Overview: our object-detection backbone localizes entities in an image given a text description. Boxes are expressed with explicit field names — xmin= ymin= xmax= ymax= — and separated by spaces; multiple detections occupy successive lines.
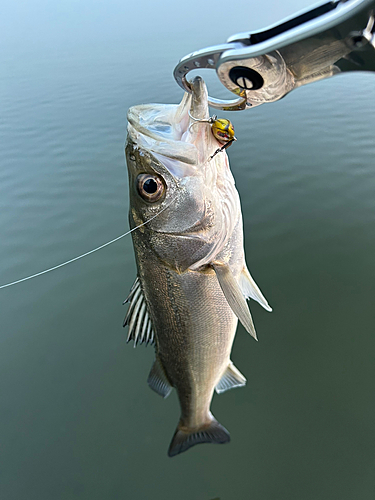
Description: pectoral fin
xmin=239 ymin=266 xmax=272 ymax=312
xmin=147 ymin=357 xmax=173 ymax=399
xmin=212 ymin=262 xmax=257 ymax=340
xmin=215 ymin=362 xmax=246 ymax=394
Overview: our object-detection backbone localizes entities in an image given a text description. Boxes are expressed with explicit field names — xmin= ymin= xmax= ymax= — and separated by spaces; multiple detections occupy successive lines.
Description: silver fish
xmin=124 ymin=77 xmax=271 ymax=457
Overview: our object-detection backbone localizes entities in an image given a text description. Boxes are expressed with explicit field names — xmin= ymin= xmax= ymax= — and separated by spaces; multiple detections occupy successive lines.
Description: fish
xmin=124 ymin=76 xmax=271 ymax=457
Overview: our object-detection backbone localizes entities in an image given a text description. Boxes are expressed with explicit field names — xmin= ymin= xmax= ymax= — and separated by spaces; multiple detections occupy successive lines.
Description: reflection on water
xmin=1 ymin=1 xmax=375 ymax=499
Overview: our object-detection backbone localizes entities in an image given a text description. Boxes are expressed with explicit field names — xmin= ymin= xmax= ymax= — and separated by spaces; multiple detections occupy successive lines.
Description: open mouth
xmin=127 ymin=77 xmax=219 ymax=168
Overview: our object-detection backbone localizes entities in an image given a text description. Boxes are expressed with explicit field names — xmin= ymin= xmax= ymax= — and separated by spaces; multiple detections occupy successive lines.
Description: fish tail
xmin=167 ymin=418 xmax=230 ymax=457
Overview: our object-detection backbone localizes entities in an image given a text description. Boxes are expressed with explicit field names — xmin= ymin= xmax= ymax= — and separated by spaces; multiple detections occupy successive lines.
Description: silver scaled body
xmin=125 ymin=77 xmax=271 ymax=456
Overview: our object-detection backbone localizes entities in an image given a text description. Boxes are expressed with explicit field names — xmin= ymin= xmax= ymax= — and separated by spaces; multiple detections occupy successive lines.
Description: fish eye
xmin=136 ymin=174 xmax=165 ymax=202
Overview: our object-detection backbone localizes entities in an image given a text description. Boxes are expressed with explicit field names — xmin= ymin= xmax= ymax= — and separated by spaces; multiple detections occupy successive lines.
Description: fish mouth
xmin=127 ymin=77 xmax=219 ymax=170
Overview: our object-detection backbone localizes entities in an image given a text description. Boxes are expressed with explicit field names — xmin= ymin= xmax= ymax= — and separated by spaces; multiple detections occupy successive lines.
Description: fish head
xmin=126 ymin=77 xmax=240 ymax=273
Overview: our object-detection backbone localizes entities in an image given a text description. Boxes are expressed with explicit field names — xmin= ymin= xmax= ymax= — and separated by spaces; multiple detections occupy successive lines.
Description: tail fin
xmin=168 ymin=418 xmax=230 ymax=457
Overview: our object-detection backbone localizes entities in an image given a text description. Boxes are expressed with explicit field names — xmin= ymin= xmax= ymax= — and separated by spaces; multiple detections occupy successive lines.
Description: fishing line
xmin=0 ymin=197 xmax=176 ymax=290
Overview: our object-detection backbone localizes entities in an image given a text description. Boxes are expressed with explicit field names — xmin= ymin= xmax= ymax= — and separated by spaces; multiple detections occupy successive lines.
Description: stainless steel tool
xmin=174 ymin=0 xmax=375 ymax=111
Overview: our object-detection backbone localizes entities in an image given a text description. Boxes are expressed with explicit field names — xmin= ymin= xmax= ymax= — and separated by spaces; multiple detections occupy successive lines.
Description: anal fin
xmin=212 ymin=262 xmax=257 ymax=340
xmin=215 ymin=362 xmax=246 ymax=394
xmin=147 ymin=357 xmax=172 ymax=399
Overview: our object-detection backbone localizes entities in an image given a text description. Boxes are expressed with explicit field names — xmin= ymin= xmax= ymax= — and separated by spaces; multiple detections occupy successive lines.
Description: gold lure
xmin=188 ymin=112 xmax=237 ymax=161
xmin=210 ymin=118 xmax=237 ymax=160
xmin=211 ymin=118 xmax=236 ymax=143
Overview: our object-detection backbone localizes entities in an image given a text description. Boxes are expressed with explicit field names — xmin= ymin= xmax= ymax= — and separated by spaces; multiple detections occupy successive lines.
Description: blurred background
xmin=1 ymin=1 xmax=374 ymax=498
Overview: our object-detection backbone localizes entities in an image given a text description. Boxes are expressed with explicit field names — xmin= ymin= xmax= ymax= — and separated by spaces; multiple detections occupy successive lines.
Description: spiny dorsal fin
xmin=239 ymin=265 xmax=272 ymax=312
xmin=212 ymin=262 xmax=257 ymax=340
xmin=123 ymin=277 xmax=140 ymax=304
xmin=215 ymin=362 xmax=247 ymax=394
xmin=147 ymin=356 xmax=172 ymax=398
xmin=123 ymin=277 xmax=155 ymax=347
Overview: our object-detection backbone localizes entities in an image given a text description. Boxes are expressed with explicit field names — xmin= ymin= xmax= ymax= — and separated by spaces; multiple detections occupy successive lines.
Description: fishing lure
xmin=188 ymin=112 xmax=237 ymax=160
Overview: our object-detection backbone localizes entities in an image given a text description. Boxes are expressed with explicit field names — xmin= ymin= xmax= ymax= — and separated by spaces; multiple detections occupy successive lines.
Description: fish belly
xmin=138 ymin=254 xmax=238 ymax=429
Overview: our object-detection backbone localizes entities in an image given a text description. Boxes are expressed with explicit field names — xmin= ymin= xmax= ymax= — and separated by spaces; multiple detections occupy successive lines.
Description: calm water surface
xmin=1 ymin=1 xmax=375 ymax=499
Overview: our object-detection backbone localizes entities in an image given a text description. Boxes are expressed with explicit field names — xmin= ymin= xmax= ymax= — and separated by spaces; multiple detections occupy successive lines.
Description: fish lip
xmin=188 ymin=76 xmax=210 ymax=122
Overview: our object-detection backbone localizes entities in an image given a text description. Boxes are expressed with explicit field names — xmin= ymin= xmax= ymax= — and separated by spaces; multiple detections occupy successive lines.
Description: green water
xmin=1 ymin=1 xmax=374 ymax=498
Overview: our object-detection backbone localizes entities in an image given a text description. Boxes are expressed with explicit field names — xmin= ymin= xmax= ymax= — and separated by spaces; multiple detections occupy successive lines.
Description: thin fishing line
xmin=0 ymin=197 xmax=175 ymax=290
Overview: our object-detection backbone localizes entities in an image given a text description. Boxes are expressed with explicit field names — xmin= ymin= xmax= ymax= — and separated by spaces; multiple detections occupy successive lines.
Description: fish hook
xmin=188 ymin=111 xmax=218 ymax=132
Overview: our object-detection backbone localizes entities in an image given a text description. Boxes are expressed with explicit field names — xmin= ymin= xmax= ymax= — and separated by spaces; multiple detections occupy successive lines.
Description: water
xmin=1 ymin=1 xmax=375 ymax=498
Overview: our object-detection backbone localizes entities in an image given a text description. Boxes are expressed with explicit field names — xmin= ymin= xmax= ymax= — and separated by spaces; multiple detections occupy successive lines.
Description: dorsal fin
xmin=147 ymin=356 xmax=173 ymax=398
xmin=123 ymin=277 xmax=155 ymax=347
xmin=212 ymin=262 xmax=257 ymax=340
xmin=123 ymin=277 xmax=140 ymax=304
